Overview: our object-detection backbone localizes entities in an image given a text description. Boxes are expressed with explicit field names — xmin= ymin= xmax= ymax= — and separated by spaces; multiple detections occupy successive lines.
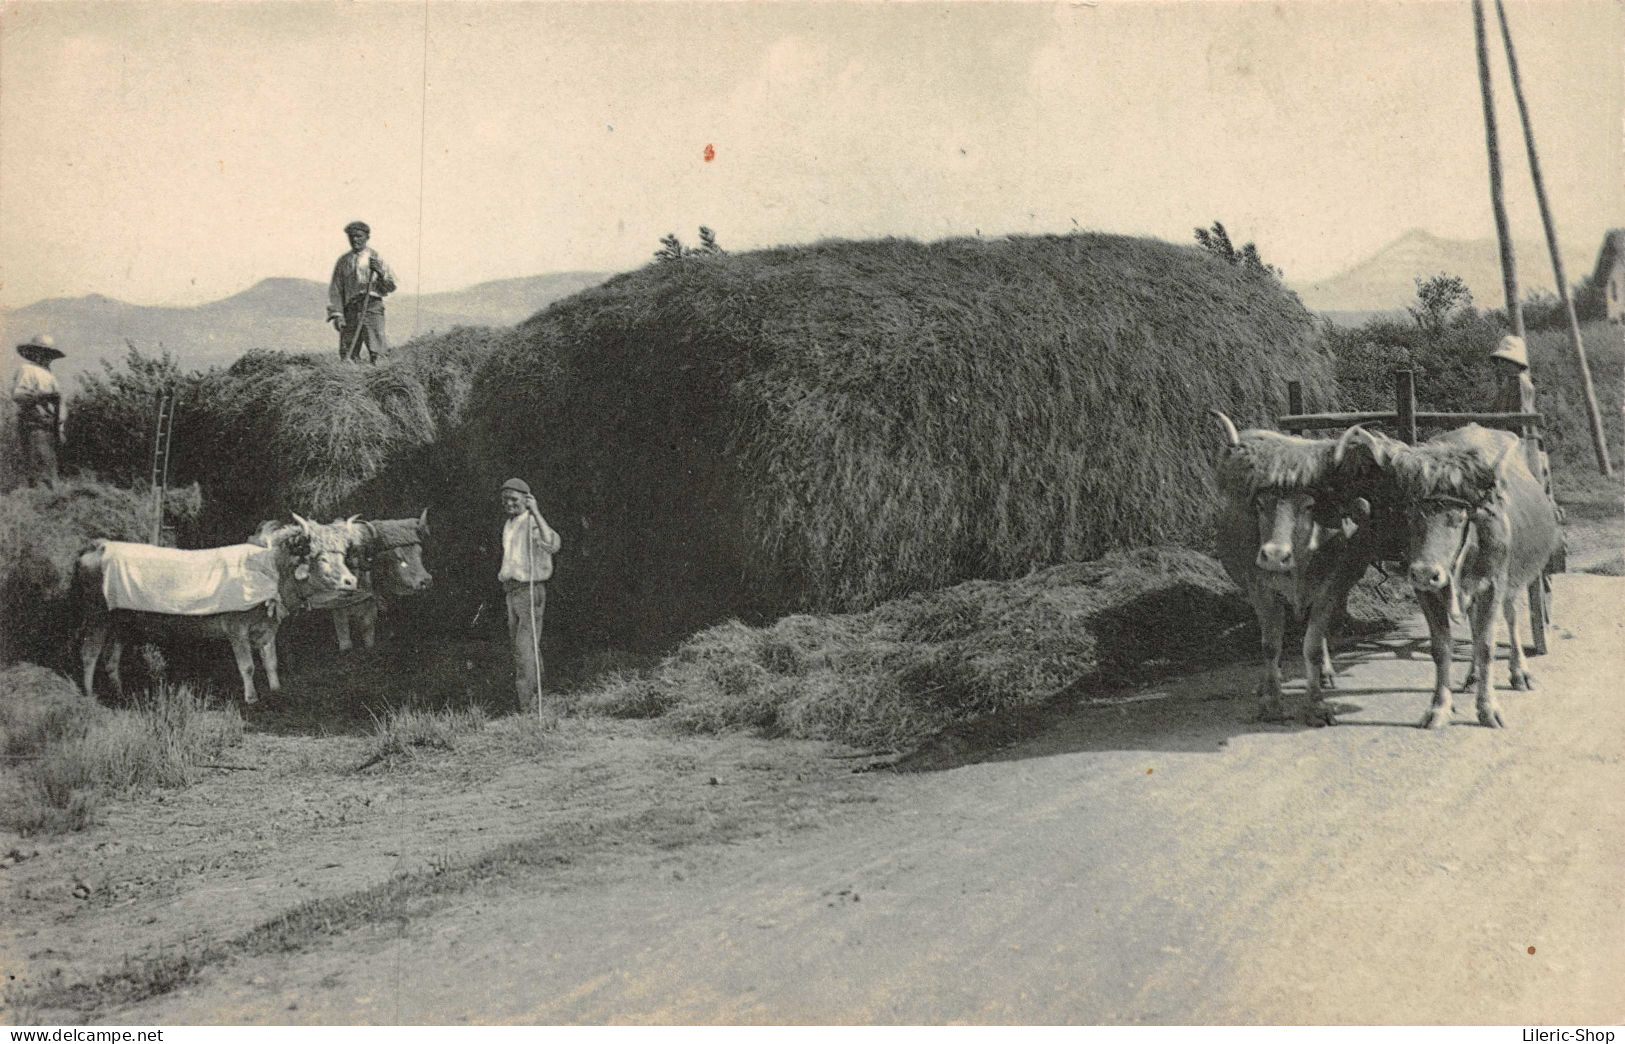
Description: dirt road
xmin=100 ymin=574 xmax=1623 ymax=1025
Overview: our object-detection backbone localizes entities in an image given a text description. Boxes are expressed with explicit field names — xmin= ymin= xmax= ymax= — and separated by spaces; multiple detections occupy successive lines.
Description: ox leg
xmin=102 ymin=635 xmax=126 ymax=703
xmin=259 ymin=636 xmax=282 ymax=694
xmin=1318 ymin=637 xmax=1337 ymax=690
xmin=1472 ymin=586 xmax=1506 ymax=729
xmin=1504 ymin=593 xmax=1534 ymax=691
xmin=228 ymin=634 xmax=259 ymax=705
xmin=1301 ymin=603 xmax=1338 ymax=727
xmin=1254 ymin=598 xmax=1288 ymax=722
xmin=1418 ymin=593 xmax=1455 ymax=730
xmin=359 ymin=600 xmax=378 ymax=649
xmin=333 ymin=609 xmax=354 ymax=653
xmin=79 ymin=615 xmax=110 ymax=699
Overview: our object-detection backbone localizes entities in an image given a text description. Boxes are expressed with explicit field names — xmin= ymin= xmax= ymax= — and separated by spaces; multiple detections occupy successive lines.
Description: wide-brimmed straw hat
xmin=1489 ymin=334 xmax=1528 ymax=369
xmin=16 ymin=334 xmax=64 ymax=363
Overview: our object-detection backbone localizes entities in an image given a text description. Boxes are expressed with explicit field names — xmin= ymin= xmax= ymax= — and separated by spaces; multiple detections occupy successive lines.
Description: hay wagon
xmin=1277 ymin=367 xmax=1563 ymax=654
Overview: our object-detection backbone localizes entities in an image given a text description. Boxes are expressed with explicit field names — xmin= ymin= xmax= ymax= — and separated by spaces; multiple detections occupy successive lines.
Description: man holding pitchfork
xmin=326 ymin=220 xmax=397 ymax=363
xmin=498 ymin=477 xmax=563 ymax=722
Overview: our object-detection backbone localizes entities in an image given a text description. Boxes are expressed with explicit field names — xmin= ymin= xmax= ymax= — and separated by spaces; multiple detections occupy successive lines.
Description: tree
xmin=697 ymin=226 xmax=723 ymax=254
xmin=1194 ymin=221 xmax=1281 ymax=280
xmin=654 ymin=233 xmax=686 ymax=263
xmin=1408 ymin=274 xmax=1473 ymax=334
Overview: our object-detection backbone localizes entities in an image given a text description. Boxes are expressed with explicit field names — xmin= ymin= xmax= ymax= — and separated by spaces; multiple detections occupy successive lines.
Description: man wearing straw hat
xmin=10 ymin=334 xmax=66 ymax=483
xmin=326 ymin=220 xmax=397 ymax=364
xmin=498 ymin=477 xmax=563 ymax=721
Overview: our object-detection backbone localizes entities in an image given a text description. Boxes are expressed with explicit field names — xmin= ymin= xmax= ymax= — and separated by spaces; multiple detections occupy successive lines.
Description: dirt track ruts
xmin=88 ymin=574 xmax=1625 ymax=1025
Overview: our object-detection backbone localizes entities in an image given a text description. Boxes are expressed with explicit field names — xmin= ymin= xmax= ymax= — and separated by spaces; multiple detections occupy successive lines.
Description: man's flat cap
xmin=344 ymin=221 xmax=371 ymax=235
xmin=501 ymin=478 xmax=532 ymax=496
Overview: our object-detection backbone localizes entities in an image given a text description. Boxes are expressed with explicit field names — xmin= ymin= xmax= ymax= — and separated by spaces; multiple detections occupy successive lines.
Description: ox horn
xmin=1208 ymin=409 xmax=1241 ymax=448
xmin=1488 ymin=437 xmax=1520 ymax=477
xmin=291 ymin=512 xmax=315 ymax=534
xmin=418 ymin=507 xmax=430 ymax=535
xmin=1332 ymin=424 xmax=1370 ymax=466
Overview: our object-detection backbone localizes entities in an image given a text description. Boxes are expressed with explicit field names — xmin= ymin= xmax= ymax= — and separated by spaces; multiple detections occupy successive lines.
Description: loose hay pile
xmin=579 ymin=547 xmax=1254 ymax=750
xmin=463 ymin=232 xmax=1335 ymax=647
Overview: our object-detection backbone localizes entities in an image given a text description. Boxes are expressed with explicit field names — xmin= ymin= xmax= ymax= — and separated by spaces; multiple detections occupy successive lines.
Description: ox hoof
xmin=1509 ymin=670 xmax=1535 ymax=692
xmin=1478 ymin=704 xmax=1507 ymax=729
xmin=244 ymin=694 xmax=259 ymax=706
xmin=1253 ymin=700 xmax=1288 ymax=724
xmin=1303 ymin=702 xmax=1337 ymax=727
xmin=1421 ymin=707 xmax=1452 ymax=730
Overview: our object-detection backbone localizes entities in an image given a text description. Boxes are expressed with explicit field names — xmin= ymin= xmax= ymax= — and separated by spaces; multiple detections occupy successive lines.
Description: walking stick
xmin=347 ymin=259 xmax=378 ymax=363
xmin=527 ymin=514 xmax=544 ymax=723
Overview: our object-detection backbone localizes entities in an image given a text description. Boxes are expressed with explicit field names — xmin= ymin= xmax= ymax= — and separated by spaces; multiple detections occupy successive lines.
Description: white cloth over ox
xmin=100 ymin=541 xmax=282 ymax=615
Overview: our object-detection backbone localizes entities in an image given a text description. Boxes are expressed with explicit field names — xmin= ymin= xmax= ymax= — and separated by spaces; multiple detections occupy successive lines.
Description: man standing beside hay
xmin=498 ymin=477 xmax=563 ymax=721
xmin=11 ymin=334 xmax=66 ymax=484
xmin=326 ymin=220 xmax=397 ymax=364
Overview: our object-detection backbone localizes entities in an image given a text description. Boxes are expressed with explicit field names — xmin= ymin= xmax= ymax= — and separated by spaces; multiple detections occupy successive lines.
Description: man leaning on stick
xmin=327 ymin=220 xmax=397 ymax=364
xmin=498 ymin=477 xmax=562 ymax=722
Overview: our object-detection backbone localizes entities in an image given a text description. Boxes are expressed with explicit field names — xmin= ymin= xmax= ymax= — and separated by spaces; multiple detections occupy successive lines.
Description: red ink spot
xmin=703 ymin=144 xmax=716 ymax=163
xmin=1526 ymin=946 xmax=1536 ymax=955
xmin=1146 ymin=768 xmax=1154 ymax=775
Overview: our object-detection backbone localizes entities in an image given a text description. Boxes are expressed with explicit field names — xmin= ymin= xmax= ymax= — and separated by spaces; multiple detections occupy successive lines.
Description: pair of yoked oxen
xmin=75 ymin=511 xmax=431 ymax=705
xmin=1211 ymin=414 xmax=1560 ymax=730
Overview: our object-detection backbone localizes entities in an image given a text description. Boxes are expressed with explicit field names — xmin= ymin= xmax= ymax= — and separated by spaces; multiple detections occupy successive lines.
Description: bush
xmin=456 ymin=232 xmax=1334 ymax=648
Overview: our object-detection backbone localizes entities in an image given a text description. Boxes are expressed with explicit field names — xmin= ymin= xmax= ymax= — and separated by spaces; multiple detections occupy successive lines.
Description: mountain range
xmin=1292 ymin=227 xmax=1604 ymax=317
xmin=4 ymin=228 xmax=1615 ymax=388
xmin=0 ymin=271 xmax=611 ymax=388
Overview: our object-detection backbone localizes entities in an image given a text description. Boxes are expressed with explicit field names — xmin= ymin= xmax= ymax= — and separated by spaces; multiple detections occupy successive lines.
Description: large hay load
xmin=461 ymin=232 xmax=1334 ymax=648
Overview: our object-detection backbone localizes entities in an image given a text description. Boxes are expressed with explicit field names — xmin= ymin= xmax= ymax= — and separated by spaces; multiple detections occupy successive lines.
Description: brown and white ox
xmin=317 ymin=512 xmax=433 ymax=650
xmin=75 ymin=516 xmax=356 ymax=704
xmin=1211 ymin=411 xmax=1401 ymax=725
xmin=1380 ymin=424 xmax=1561 ymax=729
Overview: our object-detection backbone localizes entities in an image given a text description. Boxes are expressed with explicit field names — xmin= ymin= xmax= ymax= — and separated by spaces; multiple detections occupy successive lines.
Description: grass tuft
xmin=0 ymin=664 xmax=241 ymax=835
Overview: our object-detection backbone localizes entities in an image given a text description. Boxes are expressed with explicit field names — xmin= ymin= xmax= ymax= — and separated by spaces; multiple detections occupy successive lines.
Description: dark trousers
xmin=504 ymin=579 xmax=547 ymax=714
xmin=339 ymin=298 xmax=390 ymax=362
xmin=17 ymin=422 xmax=58 ymax=483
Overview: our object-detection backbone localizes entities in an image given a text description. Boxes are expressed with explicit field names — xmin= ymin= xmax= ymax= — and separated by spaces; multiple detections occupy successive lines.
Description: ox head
xmin=290 ymin=513 xmax=358 ymax=592
xmin=1397 ymin=439 xmax=1517 ymax=617
xmin=1212 ymin=410 xmax=1351 ymax=574
xmin=334 ymin=510 xmax=433 ymax=596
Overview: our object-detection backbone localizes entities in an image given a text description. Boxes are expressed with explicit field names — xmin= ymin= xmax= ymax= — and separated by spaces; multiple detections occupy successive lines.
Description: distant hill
xmin=0 ymin=271 xmax=612 ymax=389
xmin=1294 ymin=228 xmax=1595 ymax=313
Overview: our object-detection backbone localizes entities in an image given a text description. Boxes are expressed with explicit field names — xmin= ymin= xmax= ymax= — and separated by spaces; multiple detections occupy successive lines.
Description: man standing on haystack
xmin=326 ymin=220 xmax=397 ymax=364
xmin=11 ymin=334 xmax=66 ymax=483
xmin=498 ymin=477 xmax=563 ymax=722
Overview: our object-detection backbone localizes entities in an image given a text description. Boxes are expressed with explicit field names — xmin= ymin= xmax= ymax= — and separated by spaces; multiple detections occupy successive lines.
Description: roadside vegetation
xmin=0 ymin=663 xmax=242 ymax=835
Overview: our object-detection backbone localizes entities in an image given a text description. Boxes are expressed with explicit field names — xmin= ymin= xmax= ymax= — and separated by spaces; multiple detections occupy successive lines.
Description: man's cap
xmin=344 ymin=221 xmax=371 ymax=236
xmin=501 ymin=478 xmax=532 ymax=496
xmin=1489 ymin=334 xmax=1529 ymax=369
xmin=16 ymin=334 xmax=64 ymax=363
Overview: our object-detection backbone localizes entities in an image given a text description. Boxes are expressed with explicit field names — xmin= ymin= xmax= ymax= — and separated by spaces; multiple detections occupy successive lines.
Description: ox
xmin=318 ymin=512 xmax=432 ymax=651
xmin=75 ymin=515 xmax=356 ymax=704
xmin=1211 ymin=411 xmax=1401 ymax=724
xmin=1378 ymin=424 xmax=1561 ymax=729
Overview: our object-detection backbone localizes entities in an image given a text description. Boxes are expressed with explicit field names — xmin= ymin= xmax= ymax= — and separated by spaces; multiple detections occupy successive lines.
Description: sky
xmin=0 ymin=0 xmax=1620 ymax=311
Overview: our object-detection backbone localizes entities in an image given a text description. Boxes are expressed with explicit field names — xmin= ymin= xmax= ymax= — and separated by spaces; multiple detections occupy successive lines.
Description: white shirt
xmin=10 ymin=360 xmax=64 ymax=424
xmin=498 ymin=511 xmax=562 ymax=583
